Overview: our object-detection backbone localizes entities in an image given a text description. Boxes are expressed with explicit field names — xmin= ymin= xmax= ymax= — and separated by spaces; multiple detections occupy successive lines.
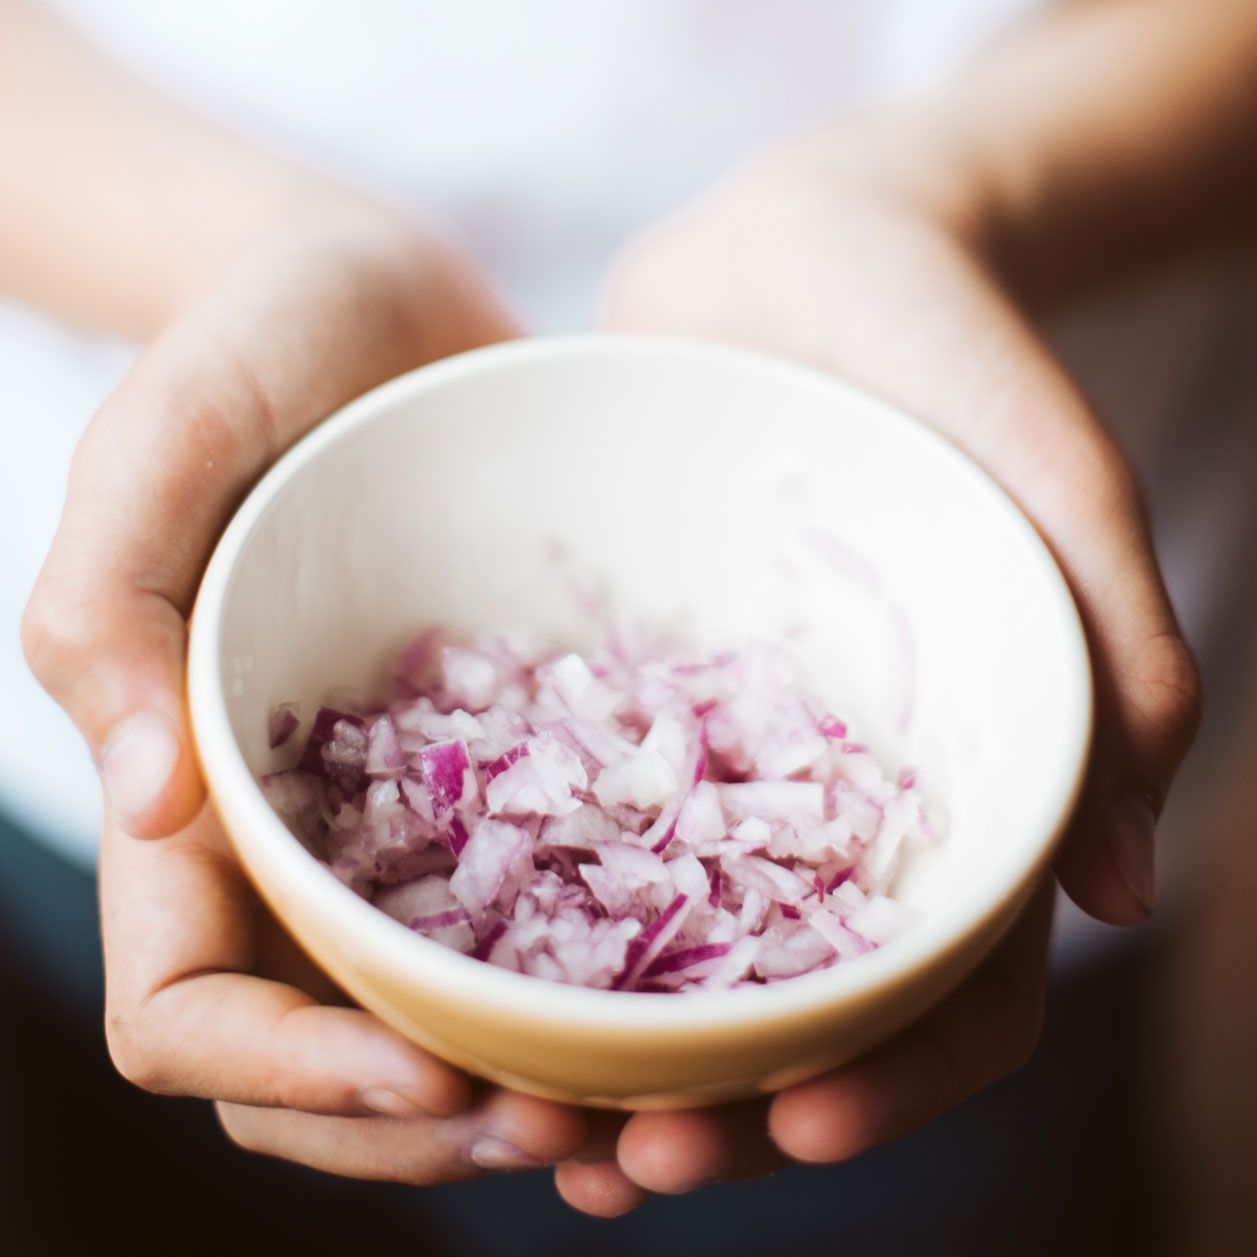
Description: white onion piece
xmin=675 ymin=781 xmax=725 ymax=846
xmin=844 ymin=894 xmax=917 ymax=945
xmin=486 ymin=733 xmax=586 ymax=816
xmin=754 ymin=926 xmax=835 ymax=980
xmin=375 ymin=876 xmax=475 ymax=952
xmin=396 ymin=699 xmax=486 ymax=744
xmin=667 ymin=852 xmax=711 ymax=902
xmin=756 ymin=734 xmax=828 ymax=780
xmin=641 ymin=713 xmax=689 ymax=781
xmin=538 ymin=803 xmax=622 ymax=851
xmin=366 ymin=717 xmax=404 ymax=776
xmin=730 ymin=817 xmax=771 ymax=847
xmin=441 ymin=647 xmax=500 ymax=710
xmin=449 ymin=819 xmax=530 ymax=918
xmin=597 ymin=841 xmax=670 ymax=888
xmin=593 ymin=747 xmax=677 ymax=810
xmin=717 ymin=781 xmax=824 ymax=823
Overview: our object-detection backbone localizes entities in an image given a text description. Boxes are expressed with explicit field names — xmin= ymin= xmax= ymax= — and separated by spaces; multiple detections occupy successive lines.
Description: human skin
xmin=562 ymin=140 xmax=1194 ymax=1212
xmin=11 ymin=0 xmax=1255 ymax=1220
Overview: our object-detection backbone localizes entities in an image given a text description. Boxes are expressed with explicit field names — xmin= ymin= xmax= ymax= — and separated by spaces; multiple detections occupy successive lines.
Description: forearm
xmin=952 ymin=0 xmax=1257 ymax=302
xmin=802 ymin=0 xmax=1257 ymax=306
xmin=0 ymin=1 xmax=367 ymax=339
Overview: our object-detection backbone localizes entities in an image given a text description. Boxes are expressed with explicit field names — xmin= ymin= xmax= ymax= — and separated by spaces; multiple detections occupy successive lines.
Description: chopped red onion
xmin=416 ymin=738 xmax=476 ymax=816
xmin=450 ymin=818 xmax=531 ymax=919
xmin=614 ymin=893 xmax=691 ymax=991
xmin=366 ymin=716 xmax=404 ymax=776
xmin=644 ymin=941 xmax=733 ymax=978
xmin=321 ymin=718 xmax=368 ymax=797
xmin=375 ymin=875 xmax=473 ymax=951
xmin=268 ymin=702 xmax=300 ymax=750
xmin=262 ymin=631 xmax=941 ymax=992
xmin=296 ymin=706 xmax=361 ymax=777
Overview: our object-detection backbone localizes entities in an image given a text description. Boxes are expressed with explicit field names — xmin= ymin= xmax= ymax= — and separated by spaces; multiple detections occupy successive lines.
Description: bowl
xmin=187 ymin=335 xmax=1091 ymax=1109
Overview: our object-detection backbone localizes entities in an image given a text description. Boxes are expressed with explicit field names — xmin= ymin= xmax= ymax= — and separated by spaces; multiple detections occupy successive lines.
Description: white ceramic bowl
xmin=188 ymin=335 xmax=1091 ymax=1109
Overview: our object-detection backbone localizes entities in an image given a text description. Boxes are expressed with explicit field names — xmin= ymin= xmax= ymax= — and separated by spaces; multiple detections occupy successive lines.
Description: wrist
xmin=759 ymin=104 xmax=1006 ymax=262
xmin=150 ymin=186 xmax=443 ymax=339
xmin=760 ymin=96 xmax=1117 ymax=312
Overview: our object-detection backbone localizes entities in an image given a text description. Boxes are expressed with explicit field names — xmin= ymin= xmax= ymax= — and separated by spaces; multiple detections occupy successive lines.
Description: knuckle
xmin=1139 ymin=632 xmax=1204 ymax=744
xmin=138 ymin=371 xmax=265 ymax=517
xmin=1068 ymin=436 xmax=1145 ymax=529
xmin=19 ymin=578 xmax=86 ymax=689
xmin=104 ymin=1008 xmax=168 ymax=1094
xmin=85 ymin=345 xmax=274 ymax=518
xmin=215 ymin=1103 xmax=265 ymax=1154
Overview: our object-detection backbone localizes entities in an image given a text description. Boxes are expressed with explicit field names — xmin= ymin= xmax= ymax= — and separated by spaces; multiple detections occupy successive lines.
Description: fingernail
xmin=1108 ymin=792 xmax=1156 ymax=915
xmin=359 ymin=1086 xmax=428 ymax=1118
xmin=100 ymin=711 xmax=181 ymax=827
xmin=469 ymin=1135 xmax=545 ymax=1171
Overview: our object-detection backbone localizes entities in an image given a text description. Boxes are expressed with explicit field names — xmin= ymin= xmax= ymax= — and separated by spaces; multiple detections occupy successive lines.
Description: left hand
xmin=556 ymin=128 xmax=1201 ymax=1215
xmin=25 ymin=204 xmax=594 ymax=1196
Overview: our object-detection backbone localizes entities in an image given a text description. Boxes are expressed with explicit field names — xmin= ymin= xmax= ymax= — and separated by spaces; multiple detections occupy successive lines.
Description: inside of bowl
xmin=213 ymin=341 xmax=1089 ymax=917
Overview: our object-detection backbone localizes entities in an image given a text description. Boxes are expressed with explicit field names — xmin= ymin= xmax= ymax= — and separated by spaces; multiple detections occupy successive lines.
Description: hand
xmin=24 ymin=205 xmax=590 ymax=1186
xmin=101 ymin=806 xmax=587 ymax=1184
xmin=555 ymin=131 xmax=1202 ymax=1214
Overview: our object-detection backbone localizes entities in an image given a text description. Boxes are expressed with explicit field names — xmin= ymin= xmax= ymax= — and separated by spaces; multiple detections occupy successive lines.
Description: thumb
xmin=22 ymin=575 xmax=200 ymax=838
xmin=1055 ymin=618 xmax=1202 ymax=925
xmin=22 ymin=213 xmax=517 ymax=838
xmin=1035 ymin=450 xmax=1202 ymax=925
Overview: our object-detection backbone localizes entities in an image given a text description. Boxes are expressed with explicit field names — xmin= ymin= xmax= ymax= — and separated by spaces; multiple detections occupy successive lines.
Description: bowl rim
xmin=188 ymin=333 xmax=1093 ymax=1033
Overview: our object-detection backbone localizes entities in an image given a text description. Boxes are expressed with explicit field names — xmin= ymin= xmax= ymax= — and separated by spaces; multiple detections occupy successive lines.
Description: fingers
xmin=905 ymin=322 xmax=1201 ymax=924
xmin=114 ymin=973 xmax=471 ymax=1118
xmin=610 ymin=885 xmax=1051 ymax=1194
xmin=217 ymin=1088 xmax=587 ymax=1186
xmin=769 ymin=878 xmax=1055 ymax=1163
xmin=100 ymin=807 xmax=468 ymax=1117
xmin=553 ymin=1110 xmax=648 ymax=1216
xmin=553 ymin=1162 xmax=649 ymax=1218
xmin=952 ymin=370 xmax=1199 ymax=922
xmin=23 ymin=212 xmax=516 ymax=838
xmin=100 ymin=772 xmax=593 ymax=1192
xmin=616 ymin=1101 xmax=786 ymax=1196
xmin=22 ymin=583 xmax=204 ymax=839
xmin=560 ymin=1103 xmax=781 ymax=1213
xmin=989 ymin=393 xmax=1201 ymax=924
xmin=1054 ymin=622 xmax=1201 ymax=924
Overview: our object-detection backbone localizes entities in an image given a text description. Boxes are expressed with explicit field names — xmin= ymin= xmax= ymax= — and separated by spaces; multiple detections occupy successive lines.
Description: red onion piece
xmin=268 ymin=703 xmax=300 ymax=750
xmin=416 ymin=739 xmax=475 ymax=816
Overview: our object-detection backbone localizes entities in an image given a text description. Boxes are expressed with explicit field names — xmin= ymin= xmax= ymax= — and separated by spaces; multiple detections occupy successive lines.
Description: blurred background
xmin=2 ymin=2 xmax=1255 ymax=1253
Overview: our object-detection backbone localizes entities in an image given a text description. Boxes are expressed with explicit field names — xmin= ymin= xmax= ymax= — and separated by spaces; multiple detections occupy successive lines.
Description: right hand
xmin=554 ymin=128 xmax=1203 ymax=1213
xmin=23 ymin=205 xmax=603 ymax=1196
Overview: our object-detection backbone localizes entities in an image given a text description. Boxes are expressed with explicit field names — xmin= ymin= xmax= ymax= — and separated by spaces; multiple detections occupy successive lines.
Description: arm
xmin=962 ymin=0 xmax=1257 ymax=302
xmin=0 ymin=0 xmax=345 ymax=336
xmin=559 ymin=0 xmax=1236 ymax=1216
xmin=815 ymin=0 xmax=1257 ymax=304
xmin=12 ymin=3 xmax=604 ymax=1201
